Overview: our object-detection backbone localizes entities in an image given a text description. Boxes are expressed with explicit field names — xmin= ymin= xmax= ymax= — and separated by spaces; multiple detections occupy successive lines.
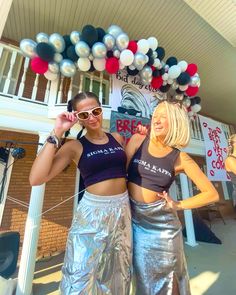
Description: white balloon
xmin=162 ymin=73 xmax=169 ymax=81
xmin=77 ymin=58 xmax=91 ymax=71
xmin=36 ymin=32 xmax=49 ymax=43
xmin=120 ymin=49 xmax=134 ymax=66
xmin=93 ymin=58 xmax=106 ymax=71
xmin=147 ymin=37 xmax=158 ymax=50
xmin=113 ymin=49 xmax=120 ymax=58
xmin=44 ymin=70 xmax=58 ymax=81
xmin=168 ymin=65 xmax=181 ymax=79
xmin=153 ymin=58 xmax=161 ymax=68
xmin=179 ymin=84 xmax=188 ymax=91
xmin=167 ymin=78 xmax=173 ymax=84
xmin=137 ymin=39 xmax=149 ymax=54
xmin=178 ymin=60 xmax=188 ymax=72
xmin=129 ymin=64 xmax=136 ymax=70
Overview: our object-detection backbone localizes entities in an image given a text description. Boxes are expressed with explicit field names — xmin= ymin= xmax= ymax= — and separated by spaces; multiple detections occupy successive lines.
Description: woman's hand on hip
xmin=157 ymin=191 xmax=182 ymax=210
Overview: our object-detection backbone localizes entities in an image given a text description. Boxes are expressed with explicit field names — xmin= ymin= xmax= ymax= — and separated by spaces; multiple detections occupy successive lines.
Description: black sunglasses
xmin=118 ymin=107 xmax=141 ymax=116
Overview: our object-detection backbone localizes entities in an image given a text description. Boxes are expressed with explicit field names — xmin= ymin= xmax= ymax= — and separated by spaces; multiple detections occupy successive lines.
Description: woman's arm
xmin=29 ymin=111 xmax=80 ymax=186
xmin=162 ymin=152 xmax=219 ymax=210
xmin=225 ymin=156 xmax=236 ymax=174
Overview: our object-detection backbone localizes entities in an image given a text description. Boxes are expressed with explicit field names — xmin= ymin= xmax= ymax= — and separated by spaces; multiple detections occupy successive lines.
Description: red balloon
xmin=185 ymin=86 xmax=199 ymax=96
xmin=151 ymin=76 xmax=163 ymax=89
xmin=186 ymin=63 xmax=198 ymax=76
xmin=105 ymin=57 xmax=119 ymax=74
xmin=31 ymin=57 xmax=48 ymax=74
xmin=127 ymin=41 xmax=138 ymax=54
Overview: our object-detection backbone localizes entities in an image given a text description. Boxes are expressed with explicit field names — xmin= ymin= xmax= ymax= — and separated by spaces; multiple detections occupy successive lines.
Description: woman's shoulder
xmin=225 ymin=155 xmax=236 ymax=170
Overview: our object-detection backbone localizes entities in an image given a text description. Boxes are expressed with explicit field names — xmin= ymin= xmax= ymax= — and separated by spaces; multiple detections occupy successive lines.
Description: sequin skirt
xmin=131 ymin=198 xmax=191 ymax=295
xmin=60 ymin=190 xmax=132 ymax=295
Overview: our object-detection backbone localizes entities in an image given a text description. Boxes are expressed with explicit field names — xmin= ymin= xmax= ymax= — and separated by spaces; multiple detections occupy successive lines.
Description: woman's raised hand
xmin=54 ymin=111 xmax=79 ymax=137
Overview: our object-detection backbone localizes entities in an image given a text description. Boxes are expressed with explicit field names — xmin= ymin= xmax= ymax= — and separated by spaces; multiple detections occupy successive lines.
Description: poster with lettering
xmin=111 ymin=70 xmax=164 ymax=119
xmin=110 ymin=111 xmax=150 ymax=144
xmin=198 ymin=115 xmax=230 ymax=181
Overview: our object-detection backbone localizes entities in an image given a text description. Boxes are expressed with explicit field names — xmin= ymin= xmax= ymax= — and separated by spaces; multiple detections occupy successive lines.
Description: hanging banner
xmin=198 ymin=115 xmax=230 ymax=181
xmin=111 ymin=70 xmax=164 ymax=119
xmin=110 ymin=111 xmax=150 ymax=144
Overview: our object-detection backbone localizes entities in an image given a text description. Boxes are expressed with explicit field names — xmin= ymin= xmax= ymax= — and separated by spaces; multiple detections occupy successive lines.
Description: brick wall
xmin=0 ymin=130 xmax=76 ymax=259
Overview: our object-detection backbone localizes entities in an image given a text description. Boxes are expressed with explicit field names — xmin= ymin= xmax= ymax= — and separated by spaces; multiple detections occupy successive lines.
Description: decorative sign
xmin=110 ymin=111 xmax=150 ymax=144
xmin=199 ymin=115 xmax=230 ymax=181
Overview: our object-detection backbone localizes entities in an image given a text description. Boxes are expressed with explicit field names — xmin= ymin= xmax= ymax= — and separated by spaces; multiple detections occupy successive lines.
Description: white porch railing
xmin=0 ymin=42 xmax=234 ymax=140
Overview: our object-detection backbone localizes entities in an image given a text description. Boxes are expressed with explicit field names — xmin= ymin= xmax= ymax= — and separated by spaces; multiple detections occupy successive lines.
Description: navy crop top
xmin=78 ymin=133 xmax=127 ymax=188
xmin=128 ymin=137 xmax=180 ymax=193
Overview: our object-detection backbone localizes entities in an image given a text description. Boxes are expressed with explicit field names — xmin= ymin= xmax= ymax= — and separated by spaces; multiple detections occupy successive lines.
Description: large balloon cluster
xmin=20 ymin=24 xmax=201 ymax=114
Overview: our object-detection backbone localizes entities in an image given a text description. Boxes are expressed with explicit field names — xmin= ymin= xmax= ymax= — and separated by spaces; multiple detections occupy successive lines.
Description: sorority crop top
xmin=128 ymin=137 xmax=180 ymax=193
xmin=78 ymin=133 xmax=127 ymax=188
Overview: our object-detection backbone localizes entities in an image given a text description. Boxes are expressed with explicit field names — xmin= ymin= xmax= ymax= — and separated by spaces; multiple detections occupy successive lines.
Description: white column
xmin=222 ymin=181 xmax=230 ymax=200
xmin=0 ymin=0 xmax=13 ymax=38
xmin=0 ymin=152 xmax=14 ymax=225
xmin=180 ymin=173 xmax=198 ymax=247
xmin=16 ymin=132 xmax=48 ymax=295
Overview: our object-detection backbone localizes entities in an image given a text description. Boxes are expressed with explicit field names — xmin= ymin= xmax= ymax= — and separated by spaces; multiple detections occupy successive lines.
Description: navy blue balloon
xmin=159 ymin=84 xmax=171 ymax=93
xmin=89 ymin=62 xmax=95 ymax=72
xmin=66 ymin=45 xmax=78 ymax=62
xmin=190 ymin=98 xmax=197 ymax=106
xmin=63 ymin=35 xmax=72 ymax=48
xmin=156 ymin=47 xmax=165 ymax=60
xmin=36 ymin=42 xmax=55 ymax=62
xmin=81 ymin=25 xmax=98 ymax=47
xmin=152 ymin=69 xmax=160 ymax=77
xmin=166 ymin=56 xmax=178 ymax=67
xmin=147 ymin=48 xmax=153 ymax=57
xmin=176 ymin=88 xmax=184 ymax=94
xmin=97 ymin=27 xmax=106 ymax=42
xmin=127 ymin=68 xmax=139 ymax=76
xmin=106 ymin=50 xmax=114 ymax=58
xmin=195 ymin=96 xmax=201 ymax=104
xmin=177 ymin=72 xmax=191 ymax=85
xmin=160 ymin=68 xmax=165 ymax=75
xmin=147 ymin=57 xmax=154 ymax=66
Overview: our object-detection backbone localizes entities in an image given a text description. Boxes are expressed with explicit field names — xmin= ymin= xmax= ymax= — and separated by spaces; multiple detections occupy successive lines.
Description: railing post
xmin=3 ymin=50 xmax=17 ymax=94
xmin=47 ymin=76 xmax=60 ymax=107
xmin=17 ymin=58 xmax=30 ymax=97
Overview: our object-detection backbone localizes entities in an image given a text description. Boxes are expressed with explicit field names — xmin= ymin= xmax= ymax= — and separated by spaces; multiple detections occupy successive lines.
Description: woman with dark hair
xmin=225 ymin=134 xmax=236 ymax=211
xmin=126 ymin=99 xmax=219 ymax=295
xmin=29 ymin=92 xmax=132 ymax=295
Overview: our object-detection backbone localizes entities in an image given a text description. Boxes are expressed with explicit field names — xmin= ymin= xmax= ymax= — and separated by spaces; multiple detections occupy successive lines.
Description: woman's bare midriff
xmin=86 ymin=178 xmax=127 ymax=196
xmin=128 ymin=182 xmax=162 ymax=203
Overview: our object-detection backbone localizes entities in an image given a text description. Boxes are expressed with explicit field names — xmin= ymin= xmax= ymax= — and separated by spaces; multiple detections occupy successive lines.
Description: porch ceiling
xmin=2 ymin=0 xmax=236 ymax=125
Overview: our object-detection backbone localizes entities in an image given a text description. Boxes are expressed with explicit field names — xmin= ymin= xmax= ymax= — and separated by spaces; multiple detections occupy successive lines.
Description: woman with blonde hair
xmin=126 ymin=98 xmax=219 ymax=295
xmin=225 ymin=134 xmax=236 ymax=211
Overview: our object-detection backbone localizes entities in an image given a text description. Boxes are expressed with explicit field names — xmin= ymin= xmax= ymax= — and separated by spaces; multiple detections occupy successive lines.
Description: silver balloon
xmin=70 ymin=31 xmax=81 ymax=45
xmin=103 ymin=34 xmax=115 ymax=50
xmin=49 ymin=33 xmax=65 ymax=53
xmin=107 ymin=25 xmax=123 ymax=38
xmin=54 ymin=53 xmax=63 ymax=63
xmin=113 ymin=49 xmax=120 ymax=58
xmin=140 ymin=66 xmax=152 ymax=80
xmin=75 ymin=41 xmax=90 ymax=58
xmin=20 ymin=39 xmax=37 ymax=58
xmin=48 ymin=61 xmax=59 ymax=74
xmin=133 ymin=52 xmax=147 ymax=69
xmin=92 ymin=42 xmax=107 ymax=58
xmin=36 ymin=32 xmax=49 ymax=43
xmin=60 ymin=59 xmax=76 ymax=77
xmin=190 ymin=74 xmax=201 ymax=87
xmin=116 ymin=33 xmax=129 ymax=51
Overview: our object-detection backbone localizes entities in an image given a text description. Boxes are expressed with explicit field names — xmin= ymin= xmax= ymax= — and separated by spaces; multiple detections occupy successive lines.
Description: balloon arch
xmin=20 ymin=24 xmax=201 ymax=115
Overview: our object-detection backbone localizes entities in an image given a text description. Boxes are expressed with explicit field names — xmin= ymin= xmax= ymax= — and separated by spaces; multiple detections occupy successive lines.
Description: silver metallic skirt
xmin=60 ymin=190 xmax=132 ymax=295
xmin=131 ymin=198 xmax=191 ymax=295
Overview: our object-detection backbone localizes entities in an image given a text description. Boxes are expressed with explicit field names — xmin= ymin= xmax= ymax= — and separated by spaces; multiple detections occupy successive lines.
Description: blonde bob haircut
xmin=150 ymin=100 xmax=190 ymax=149
xmin=227 ymin=134 xmax=236 ymax=156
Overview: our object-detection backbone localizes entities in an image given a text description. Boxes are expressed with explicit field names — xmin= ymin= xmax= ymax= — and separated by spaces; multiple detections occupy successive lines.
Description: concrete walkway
xmin=14 ymin=216 xmax=236 ymax=294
